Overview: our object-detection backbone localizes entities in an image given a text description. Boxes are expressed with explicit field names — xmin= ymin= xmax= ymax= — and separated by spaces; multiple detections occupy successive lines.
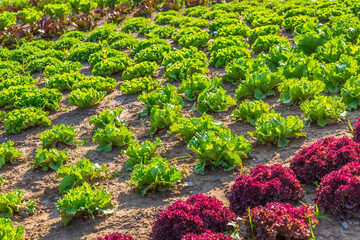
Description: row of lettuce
xmin=3 ymin=121 xmax=360 ymax=239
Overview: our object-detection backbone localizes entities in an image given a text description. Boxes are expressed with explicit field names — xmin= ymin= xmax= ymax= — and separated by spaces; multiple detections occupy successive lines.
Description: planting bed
xmin=1 ymin=0 xmax=360 ymax=239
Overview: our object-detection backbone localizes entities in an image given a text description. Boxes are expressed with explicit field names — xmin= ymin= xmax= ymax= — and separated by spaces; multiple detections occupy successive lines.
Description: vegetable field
xmin=1 ymin=0 xmax=360 ymax=239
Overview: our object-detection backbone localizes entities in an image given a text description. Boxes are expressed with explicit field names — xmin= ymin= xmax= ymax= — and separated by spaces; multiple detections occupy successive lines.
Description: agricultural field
xmin=1 ymin=0 xmax=360 ymax=239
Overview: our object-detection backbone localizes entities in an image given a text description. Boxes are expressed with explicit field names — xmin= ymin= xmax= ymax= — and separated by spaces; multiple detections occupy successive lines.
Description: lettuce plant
xmin=121 ymin=76 xmax=162 ymax=94
xmin=235 ymin=72 xmax=283 ymax=100
xmin=93 ymin=57 xmax=133 ymax=77
xmin=43 ymin=61 xmax=82 ymax=79
xmin=55 ymin=157 xmax=107 ymax=194
xmin=249 ymin=25 xmax=280 ymax=42
xmin=122 ymin=61 xmax=158 ymax=81
xmin=223 ymin=58 xmax=267 ymax=83
xmin=208 ymin=36 xmax=248 ymax=53
xmin=33 ymin=148 xmax=71 ymax=172
xmin=93 ymin=123 xmax=134 ymax=152
xmin=73 ymin=76 xmax=117 ymax=93
xmin=164 ymin=58 xmax=208 ymax=82
xmin=316 ymin=161 xmax=360 ymax=218
xmin=230 ymin=100 xmax=270 ymax=125
xmin=89 ymin=49 xmax=131 ymax=68
xmin=13 ymin=87 xmax=63 ymax=111
xmin=44 ymin=3 xmax=71 ymax=19
xmin=152 ymin=193 xmax=236 ymax=240
xmin=215 ymin=24 xmax=250 ymax=37
xmin=251 ymin=35 xmax=289 ymax=52
xmin=300 ymin=95 xmax=348 ymax=127
xmin=228 ymin=164 xmax=302 ymax=215
xmin=149 ymin=104 xmax=182 ymax=136
xmin=134 ymin=44 xmax=171 ymax=63
xmin=197 ymin=87 xmax=236 ymax=115
xmin=55 ymin=182 xmax=113 ymax=226
xmin=293 ymin=30 xmax=331 ymax=55
xmin=0 ymin=189 xmax=36 ymax=217
xmin=122 ymin=138 xmax=163 ymax=171
xmin=67 ymin=42 xmax=103 ymax=62
xmin=46 ymin=73 xmax=85 ymax=91
xmin=243 ymin=203 xmax=317 ymax=240
xmin=290 ymin=137 xmax=360 ymax=183
xmin=172 ymin=27 xmax=210 ymax=48
xmin=169 ymin=114 xmax=227 ymax=143
xmin=130 ymin=155 xmax=182 ymax=196
xmin=0 ymin=218 xmax=25 ymax=240
xmin=0 ymin=141 xmax=22 ymax=169
xmin=342 ymin=76 xmax=360 ymax=110
xmin=249 ymin=112 xmax=306 ymax=148
xmin=280 ymin=53 xmax=320 ymax=79
xmin=318 ymin=55 xmax=358 ymax=94
xmin=97 ymin=233 xmax=135 ymax=240
xmin=68 ymin=88 xmax=106 ymax=108
xmin=3 ymin=107 xmax=51 ymax=134
xmin=162 ymin=47 xmax=207 ymax=69
xmin=178 ymin=74 xmax=222 ymax=101
xmin=0 ymin=11 xmax=16 ymax=31
xmin=315 ymin=36 xmax=351 ymax=63
xmin=138 ymin=84 xmax=184 ymax=116
xmin=39 ymin=124 xmax=78 ymax=148
xmin=87 ymin=24 xmax=117 ymax=42
xmin=89 ymin=108 xmax=125 ymax=131
xmin=188 ymin=130 xmax=252 ymax=173
xmin=132 ymin=38 xmax=169 ymax=55
xmin=278 ymin=77 xmax=326 ymax=105
xmin=209 ymin=46 xmax=250 ymax=68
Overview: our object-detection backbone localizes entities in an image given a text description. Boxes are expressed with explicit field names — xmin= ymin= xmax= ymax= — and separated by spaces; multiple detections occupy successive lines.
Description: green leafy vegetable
xmin=278 ymin=77 xmax=326 ymax=105
xmin=197 ymin=87 xmax=237 ymax=115
xmin=149 ymin=104 xmax=182 ymax=136
xmin=0 ymin=141 xmax=22 ymax=169
xmin=178 ymin=74 xmax=222 ymax=101
xmin=55 ymin=157 xmax=107 ymax=194
xmin=164 ymin=58 xmax=208 ymax=82
xmin=231 ymin=100 xmax=270 ymax=125
xmin=169 ymin=114 xmax=227 ymax=143
xmin=235 ymin=72 xmax=283 ymax=100
xmin=122 ymin=138 xmax=163 ymax=171
xmin=3 ymin=107 xmax=51 ymax=134
xmin=93 ymin=123 xmax=134 ymax=152
xmin=138 ymin=84 xmax=184 ymax=116
xmin=122 ymin=61 xmax=158 ymax=80
xmin=55 ymin=182 xmax=113 ymax=226
xmin=342 ymin=76 xmax=360 ymax=110
xmin=39 ymin=124 xmax=78 ymax=148
xmin=249 ymin=112 xmax=306 ymax=148
xmin=129 ymin=155 xmax=182 ymax=196
xmin=120 ymin=76 xmax=162 ymax=94
xmin=0 ymin=189 xmax=36 ymax=217
xmin=68 ymin=88 xmax=106 ymax=108
xmin=0 ymin=218 xmax=25 ymax=240
xmin=33 ymin=148 xmax=71 ymax=172
xmin=89 ymin=108 xmax=125 ymax=130
xmin=300 ymin=96 xmax=348 ymax=127
xmin=188 ymin=130 xmax=252 ymax=173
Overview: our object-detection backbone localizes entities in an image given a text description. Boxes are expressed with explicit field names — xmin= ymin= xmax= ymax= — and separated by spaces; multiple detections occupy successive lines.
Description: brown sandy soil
xmin=1 ymin=10 xmax=360 ymax=240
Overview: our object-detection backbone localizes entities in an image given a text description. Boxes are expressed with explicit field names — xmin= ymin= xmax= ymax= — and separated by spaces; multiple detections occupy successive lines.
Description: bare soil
xmin=1 ymin=11 xmax=360 ymax=240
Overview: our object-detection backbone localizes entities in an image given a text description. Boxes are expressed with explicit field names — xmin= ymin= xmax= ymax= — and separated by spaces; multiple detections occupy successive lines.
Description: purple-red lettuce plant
xmin=316 ymin=161 xmax=360 ymax=218
xmin=227 ymin=164 xmax=302 ymax=215
xmin=243 ymin=202 xmax=318 ymax=240
xmin=290 ymin=137 xmax=360 ymax=183
xmin=152 ymin=193 xmax=236 ymax=240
